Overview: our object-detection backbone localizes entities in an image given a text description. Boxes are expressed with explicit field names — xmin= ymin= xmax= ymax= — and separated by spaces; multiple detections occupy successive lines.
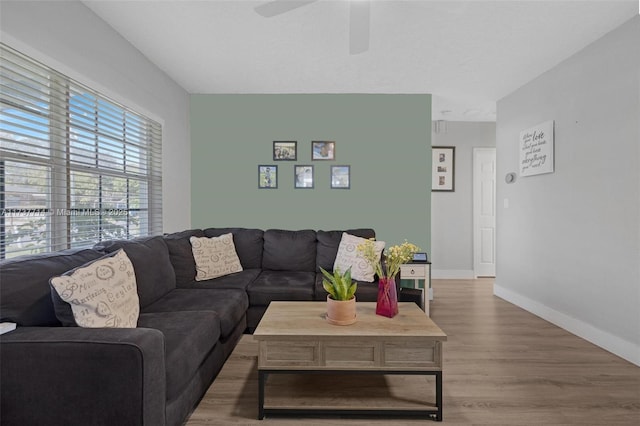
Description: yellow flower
xmin=357 ymin=239 xmax=420 ymax=279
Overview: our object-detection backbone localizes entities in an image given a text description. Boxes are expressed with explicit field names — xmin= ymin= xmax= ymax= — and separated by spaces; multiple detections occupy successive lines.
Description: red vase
xmin=376 ymin=276 xmax=398 ymax=318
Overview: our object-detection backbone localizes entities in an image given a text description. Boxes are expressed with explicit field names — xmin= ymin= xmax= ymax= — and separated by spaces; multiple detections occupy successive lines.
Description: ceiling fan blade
xmin=255 ymin=0 xmax=318 ymax=18
xmin=349 ymin=0 xmax=370 ymax=55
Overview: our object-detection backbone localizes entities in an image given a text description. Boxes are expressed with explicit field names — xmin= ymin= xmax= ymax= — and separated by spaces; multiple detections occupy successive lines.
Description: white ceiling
xmin=83 ymin=0 xmax=638 ymax=121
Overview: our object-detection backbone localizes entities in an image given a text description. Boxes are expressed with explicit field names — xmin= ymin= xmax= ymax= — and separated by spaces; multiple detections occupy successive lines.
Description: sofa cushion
xmin=0 ymin=248 xmax=105 ymax=326
xmin=190 ymin=234 xmax=243 ymax=280
xmin=93 ymin=236 xmax=175 ymax=308
xmin=334 ymin=233 xmax=385 ymax=282
xmin=180 ymin=269 xmax=260 ymax=291
xmin=262 ymin=229 xmax=316 ymax=272
xmin=142 ymin=289 xmax=248 ymax=339
xmin=163 ymin=229 xmax=205 ymax=286
xmin=316 ymin=229 xmax=376 ymax=272
xmin=248 ymin=270 xmax=315 ymax=305
xmin=137 ymin=311 xmax=220 ymax=401
xmin=50 ymin=249 xmax=140 ymax=328
xmin=204 ymin=228 xmax=264 ymax=269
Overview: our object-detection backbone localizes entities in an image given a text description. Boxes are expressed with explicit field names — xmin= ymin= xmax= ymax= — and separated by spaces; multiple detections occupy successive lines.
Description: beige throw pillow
xmin=190 ymin=234 xmax=243 ymax=281
xmin=50 ymin=249 xmax=139 ymax=328
xmin=333 ymin=232 xmax=385 ymax=282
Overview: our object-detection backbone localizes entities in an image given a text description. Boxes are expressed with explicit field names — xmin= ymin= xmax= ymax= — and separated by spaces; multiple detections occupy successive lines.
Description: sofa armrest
xmin=0 ymin=327 xmax=166 ymax=426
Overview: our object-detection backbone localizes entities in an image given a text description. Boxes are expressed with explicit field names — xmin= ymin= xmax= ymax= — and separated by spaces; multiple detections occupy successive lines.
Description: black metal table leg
xmin=436 ymin=371 xmax=443 ymax=421
xmin=258 ymin=370 xmax=266 ymax=420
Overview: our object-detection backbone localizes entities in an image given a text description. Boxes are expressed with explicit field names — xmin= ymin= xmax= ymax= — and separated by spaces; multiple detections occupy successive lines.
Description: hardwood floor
xmin=186 ymin=279 xmax=640 ymax=425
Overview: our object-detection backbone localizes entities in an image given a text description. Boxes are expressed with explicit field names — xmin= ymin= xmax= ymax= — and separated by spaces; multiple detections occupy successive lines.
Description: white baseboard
xmin=431 ymin=269 xmax=475 ymax=279
xmin=494 ymin=283 xmax=640 ymax=367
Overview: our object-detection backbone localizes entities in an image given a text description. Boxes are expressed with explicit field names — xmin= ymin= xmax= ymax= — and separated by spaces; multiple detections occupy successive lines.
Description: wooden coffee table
xmin=253 ymin=301 xmax=447 ymax=421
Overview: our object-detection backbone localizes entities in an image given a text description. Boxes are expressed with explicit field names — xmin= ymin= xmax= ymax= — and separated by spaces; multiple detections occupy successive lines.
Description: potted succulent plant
xmin=320 ymin=267 xmax=357 ymax=325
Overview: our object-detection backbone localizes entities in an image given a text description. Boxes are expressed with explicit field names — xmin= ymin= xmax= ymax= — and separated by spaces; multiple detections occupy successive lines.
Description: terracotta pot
xmin=326 ymin=295 xmax=357 ymax=325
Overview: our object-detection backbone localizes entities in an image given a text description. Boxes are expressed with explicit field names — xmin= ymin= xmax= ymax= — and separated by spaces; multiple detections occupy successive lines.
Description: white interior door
xmin=473 ymin=148 xmax=496 ymax=277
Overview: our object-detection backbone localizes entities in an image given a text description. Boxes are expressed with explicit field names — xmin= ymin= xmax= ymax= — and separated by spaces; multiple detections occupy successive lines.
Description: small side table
xmin=400 ymin=262 xmax=432 ymax=316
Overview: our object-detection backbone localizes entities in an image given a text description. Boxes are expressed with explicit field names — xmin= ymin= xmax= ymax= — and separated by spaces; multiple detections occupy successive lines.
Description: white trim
xmin=494 ymin=283 xmax=640 ymax=367
xmin=432 ymin=269 xmax=475 ymax=279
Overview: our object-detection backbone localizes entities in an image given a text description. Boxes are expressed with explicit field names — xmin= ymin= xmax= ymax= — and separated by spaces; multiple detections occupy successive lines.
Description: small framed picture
xmin=273 ymin=141 xmax=297 ymax=161
xmin=432 ymin=146 xmax=455 ymax=192
xmin=294 ymin=165 xmax=314 ymax=189
xmin=312 ymin=141 xmax=335 ymax=160
xmin=331 ymin=165 xmax=350 ymax=189
xmin=258 ymin=165 xmax=278 ymax=189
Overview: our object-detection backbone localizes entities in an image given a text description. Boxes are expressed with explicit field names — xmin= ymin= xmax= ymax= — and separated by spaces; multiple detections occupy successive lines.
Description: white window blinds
xmin=0 ymin=43 xmax=163 ymax=259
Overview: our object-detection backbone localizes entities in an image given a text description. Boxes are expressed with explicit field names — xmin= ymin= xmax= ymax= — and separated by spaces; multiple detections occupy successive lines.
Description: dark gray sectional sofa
xmin=0 ymin=227 xmax=400 ymax=426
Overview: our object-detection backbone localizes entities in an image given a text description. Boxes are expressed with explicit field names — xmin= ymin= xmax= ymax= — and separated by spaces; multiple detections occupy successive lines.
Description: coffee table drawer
xmin=259 ymin=341 xmax=320 ymax=367
xmin=383 ymin=341 xmax=442 ymax=369
xmin=322 ymin=341 xmax=377 ymax=367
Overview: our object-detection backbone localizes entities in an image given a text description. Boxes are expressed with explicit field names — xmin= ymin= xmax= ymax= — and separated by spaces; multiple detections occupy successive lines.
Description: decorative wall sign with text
xmin=519 ymin=120 xmax=554 ymax=177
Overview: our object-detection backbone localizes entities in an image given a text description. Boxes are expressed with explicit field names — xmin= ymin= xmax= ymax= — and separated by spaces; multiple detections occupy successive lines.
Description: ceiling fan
xmin=255 ymin=0 xmax=371 ymax=55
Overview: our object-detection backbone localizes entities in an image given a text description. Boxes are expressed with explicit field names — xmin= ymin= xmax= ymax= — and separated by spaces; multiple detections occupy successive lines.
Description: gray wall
xmin=0 ymin=1 xmax=191 ymax=232
xmin=431 ymin=122 xmax=496 ymax=278
xmin=191 ymin=94 xmax=432 ymax=251
xmin=495 ymin=16 xmax=640 ymax=365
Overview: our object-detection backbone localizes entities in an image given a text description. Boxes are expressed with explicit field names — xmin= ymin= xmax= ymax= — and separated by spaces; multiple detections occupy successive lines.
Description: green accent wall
xmin=190 ymin=94 xmax=431 ymax=251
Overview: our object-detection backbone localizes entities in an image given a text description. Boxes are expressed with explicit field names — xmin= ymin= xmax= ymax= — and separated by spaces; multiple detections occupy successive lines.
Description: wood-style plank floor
xmin=186 ymin=279 xmax=640 ymax=425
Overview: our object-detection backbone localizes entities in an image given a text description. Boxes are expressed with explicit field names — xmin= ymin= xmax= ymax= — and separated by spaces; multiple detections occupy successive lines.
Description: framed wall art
xmin=294 ymin=165 xmax=314 ymax=189
xmin=312 ymin=141 xmax=335 ymax=160
xmin=519 ymin=120 xmax=554 ymax=177
xmin=432 ymin=146 xmax=455 ymax=192
xmin=331 ymin=165 xmax=350 ymax=189
xmin=273 ymin=141 xmax=297 ymax=161
xmin=258 ymin=165 xmax=278 ymax=189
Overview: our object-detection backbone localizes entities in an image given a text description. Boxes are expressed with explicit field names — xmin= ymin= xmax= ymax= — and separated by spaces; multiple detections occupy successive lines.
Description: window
xmin=0 ymin=43 xmax=162 ymax=259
